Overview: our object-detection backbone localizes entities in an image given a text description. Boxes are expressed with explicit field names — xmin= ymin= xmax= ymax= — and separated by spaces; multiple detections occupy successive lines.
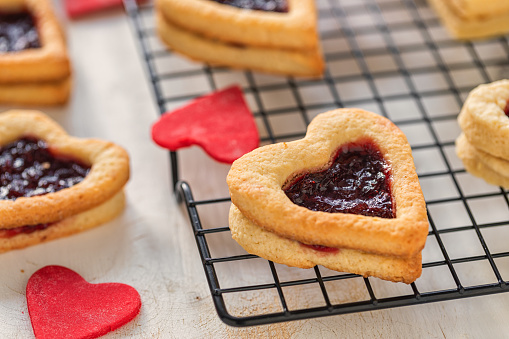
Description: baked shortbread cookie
xmin=458 ymin=79 xmax=509 ymax=160
xmin=227 ymin=109 xmax=428 ymax=269
xmin=155 ymin=0 xmax=324 ymax=77
xmin=428 ymin=0 xmax=509 ymax=40
xmin=456 ymin=133 xmax=509 ymax=188
xmin=156 ymin=0 xmax=319 ymax=50
xmin=0 ymin=0 xmax=71 ymax=104
xmin=155 ymin=12 xmax=324 ymax=78
xmin=0 ymin=110 xmax=130 ymax=251
xmin=230 ymin=205 xmax=423 ymax=284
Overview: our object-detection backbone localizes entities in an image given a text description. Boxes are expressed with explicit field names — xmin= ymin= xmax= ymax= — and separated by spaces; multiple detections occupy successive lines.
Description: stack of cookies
xmin=0 ymin=110 xmax=130 ymax=253
xmin=155 ymin=0 xmax=324 ymax=77
xmin=456 ymin=80 xmax=509 ymax=187
xmin=227 ymin=109 xmax=429 ymax=284
xmin=0 ymin=0 xmax=71 ymax=105
xmin=428 ymin=0 xmax=509 ymax=40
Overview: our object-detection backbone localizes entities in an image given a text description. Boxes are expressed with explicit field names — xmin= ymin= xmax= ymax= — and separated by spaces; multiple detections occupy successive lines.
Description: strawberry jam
xmin=284 ymin=141 xmax=395 ymax=219
xmin=211 ymin=0 xmax=289 ymax=12
xmin=0 ymin=223 xmax=51 ymax=238
xmin=0 ymin=137 xmax=90 ymax=200
xmin=504 ymin=99 xmax=509 ymax=117
xmin=0 ymin=11 xmax=40 ymax=53
xmin=301 ymin=243 xmax=340 ymax=254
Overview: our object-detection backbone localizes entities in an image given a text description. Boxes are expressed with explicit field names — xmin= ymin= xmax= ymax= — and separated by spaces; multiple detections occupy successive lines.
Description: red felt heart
xmin=151 ymin=85 xmax=259 ymax=164
xmin=26 ymin=265 xmax=141 ymax=339
xmin=65 ymin=0 xmax=146 ymax=19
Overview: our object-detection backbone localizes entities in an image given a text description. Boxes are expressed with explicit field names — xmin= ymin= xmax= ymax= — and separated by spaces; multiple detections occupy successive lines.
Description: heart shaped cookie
xmin=227 ymin=109 xmax=428 ymax=261
xmin=0 ymin=0 xmax=72 ymax=105
xmin=151 ymin=85 xmax=259 ymax=164
xmin=0 ymin=110 xmax=129 ymax=253
xmin=157 ymin=0 xmax=318 ymax=50
xmin=155 ymin=0 xmax=324 ymax=77
xmin=26 ymin=265 xmax=141 ymax=339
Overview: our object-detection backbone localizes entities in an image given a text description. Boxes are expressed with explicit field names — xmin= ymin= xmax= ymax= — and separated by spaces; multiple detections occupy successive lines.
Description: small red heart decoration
xmin=65 ymin=0 xmax=146 ymax=19
xmin=26 ymin=265 xmax=141 ymax=339
xmin=151 ymin=85 xmax=259 ymax=164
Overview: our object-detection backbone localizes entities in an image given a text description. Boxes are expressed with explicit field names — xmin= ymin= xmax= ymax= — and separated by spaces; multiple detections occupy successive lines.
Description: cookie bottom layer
xmin=0 ymin=76 xmax=71 ymax=105
xmin=229 ymin=204 xmax=422 ymax=284
xmin=456 ymin=134 xmax=509 ymax=188
xmin=0 ymin=190 xmax=125 ymax=253
xmin=428 ymin=0 xmax=509 ymax=40
xmin=155 ymin=11 xmax=324 ymax=78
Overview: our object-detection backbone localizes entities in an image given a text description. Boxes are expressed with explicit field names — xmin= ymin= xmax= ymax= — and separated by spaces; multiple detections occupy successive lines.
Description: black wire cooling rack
xmin=125 ymin=0 xmax=509 ymax=327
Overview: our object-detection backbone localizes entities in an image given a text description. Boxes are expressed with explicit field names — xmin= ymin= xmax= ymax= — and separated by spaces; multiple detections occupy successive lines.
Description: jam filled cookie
xmin=157 ymin=0 xmax=318 ymax=50
xmin=428 ymin=0 xmax=509 ymax=40
xmin=458 ymin=80 xmax=509 ymax=160
xmin=456 ymin=80 xmax=509 ymax=187
xmin=155 ymin=0 xmax=324 ymax=77
xmin=227 ymin=109 xmax=428 ymax=283
xmin=0 ymin=0 xmax=71 ymax=105
xmin=0 ymin=110 xmax=129 ymax=253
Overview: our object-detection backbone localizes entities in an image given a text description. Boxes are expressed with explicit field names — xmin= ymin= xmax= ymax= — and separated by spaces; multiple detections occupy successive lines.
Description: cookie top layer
xmin=0 ymin=110 xmax=129 ymax=229
xmin=227 ymin=108 xmax=428 ymax=258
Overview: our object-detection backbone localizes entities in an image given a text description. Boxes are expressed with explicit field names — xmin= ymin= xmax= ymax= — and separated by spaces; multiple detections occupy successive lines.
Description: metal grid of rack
xmin=125 ymin=0 xmax=509 ymax=327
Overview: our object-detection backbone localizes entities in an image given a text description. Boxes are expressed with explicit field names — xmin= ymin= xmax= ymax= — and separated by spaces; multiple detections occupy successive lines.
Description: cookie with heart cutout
xmin=227 ymin=108 xmax=428 ymax=260
xmin=0 ymin=110 xmax=129 ymax=251
xmin=0 ymin=0 xmax=72 ymax=105
xmin=458 ymin=79 xmax=509 ymax=160
xmin=155 ymin=0 xmax=324 ymax=77
xmin=156 ymin=0 xmax=318 ymax=50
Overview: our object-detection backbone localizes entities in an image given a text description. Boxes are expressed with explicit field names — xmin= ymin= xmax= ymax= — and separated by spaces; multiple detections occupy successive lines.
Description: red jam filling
xmin=0 ymin=137 xmax=90 ymax=200
xmin=301 ymin=243 xmax=340 ymax=253
xmin=0 ymin=11 xmax=40 ymax=53
xmin=284 ymin=140 xmax=395 ymax=219
xmin=211 ymin=0 xmax=289 ymax=12
xmin=0 ymin=223 xmax=51 ymax=238
xmin=504 ymin=99 xmax=509 ymax=117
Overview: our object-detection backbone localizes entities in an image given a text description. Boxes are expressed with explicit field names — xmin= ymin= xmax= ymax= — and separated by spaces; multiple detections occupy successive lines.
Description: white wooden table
xmin=2 ymin=1 xmax=509 ymax=338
